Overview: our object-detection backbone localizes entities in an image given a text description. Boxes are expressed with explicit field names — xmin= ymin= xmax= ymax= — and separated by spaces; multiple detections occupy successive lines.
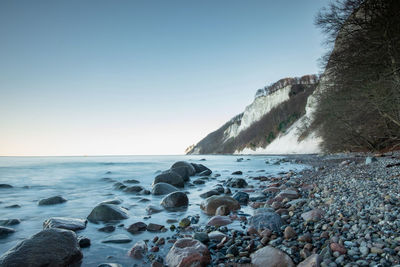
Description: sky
xmin=0 ymin=0 xmax=330 ymax=156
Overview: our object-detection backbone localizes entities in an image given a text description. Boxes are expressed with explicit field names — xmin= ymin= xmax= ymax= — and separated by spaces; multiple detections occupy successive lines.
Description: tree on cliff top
xmin=312 ymin=0 xmax=400 ymax=152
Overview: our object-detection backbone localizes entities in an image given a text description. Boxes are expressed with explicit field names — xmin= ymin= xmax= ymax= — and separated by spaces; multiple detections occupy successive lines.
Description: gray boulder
xmin=153 ymin=171 xmax=184 ymax=188
xmin=191 ymin=163 xmax=211 ymax=174
xmin=87 ymin=204 xmax=128 ymax=223
xmin=200 ymin=190 xmax=220 ymax=198
xmin=123 ymin=185 xmax=144 ymax=193
xmin=225 ymin=178 xmax=248 ymax=188
xmin=0 ymin=228 xmax=82 ymax=266
xmin=0 ymin=226 xmax=15 ymax=237
xmin=38 ymin=196 xmax=67 ymax=206
xmin=43 ymin=217 xmax=87 ymax=231
xmin=160 ymin=192 xmax=189 ymax=209
xmin=171 ymin=161 xmax=196 ymax=176
xmin=249 ymin=209 xmax=283 ymax=232
xmin=152 ymin=182 xmax=179 ymax=195
xmin=170 ymin=166 xmax=190 ymax=182
xmin=0 ymin=219 xmax=20 ymax=226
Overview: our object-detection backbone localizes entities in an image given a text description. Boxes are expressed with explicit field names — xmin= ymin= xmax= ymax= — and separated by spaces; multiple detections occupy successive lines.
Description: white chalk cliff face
xmin=186 ymin=75 xmax=321 ymax=155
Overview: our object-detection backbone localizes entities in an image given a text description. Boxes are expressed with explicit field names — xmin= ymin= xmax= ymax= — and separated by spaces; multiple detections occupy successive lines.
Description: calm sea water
xmin=0 ymin=155 xmax=308 ymax=266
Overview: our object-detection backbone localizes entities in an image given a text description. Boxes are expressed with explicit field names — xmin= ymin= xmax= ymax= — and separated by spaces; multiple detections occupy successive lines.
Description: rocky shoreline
xmin=1 ymin=153 xmax=400 ymax=266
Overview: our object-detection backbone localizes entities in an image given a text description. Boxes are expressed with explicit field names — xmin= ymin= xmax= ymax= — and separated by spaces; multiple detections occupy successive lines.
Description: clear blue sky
xmin=0 ymin=0 xmax=330 ymax=156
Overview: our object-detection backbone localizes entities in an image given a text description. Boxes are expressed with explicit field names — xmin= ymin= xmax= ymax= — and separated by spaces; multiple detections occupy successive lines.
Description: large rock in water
xmin=152 ymin=182 xmax=179 ymax=195
xmin=249 ymin=208 xmax=283 ymax=232
xmin=200 ymin=195 xmax=240 ymax=216
xmin=191 ymin=163 xmax=211 ymax=174
xmin=0 ymin=228 xmax=82 ymax=267
xmin=251 ymin=246 xmax=294 ymax=267
xmin=166 ymin=238 xmax=211 ymax=267
xmin=171 ymin=161 xmax=196 ymax=176
xmin=170 ymin=167 xmax=190 ymax=182
xmin=87 ymin=204 xmax=128 ymax=223
xmin=153 ymin=171 xmax=184 ymax=188
xmin=225 ymin=178 xmax=248 ymax=188
xmin=43 ymin=217 xmax=87 ymax=231
xmin=38 ymin=196 xmax=67 ymax=206
xmin=161 ymin=192 xmax=189 ymax=209
xmin=0 ymin=227 xmax=15 ymax=236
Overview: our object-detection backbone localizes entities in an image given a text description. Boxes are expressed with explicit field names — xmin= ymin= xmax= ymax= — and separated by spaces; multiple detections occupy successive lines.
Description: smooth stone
xmin=170 ymin=166 xmax=191 ymax=182
xmin=232 ymin=171 xmax=243 ymax=175
xmin=215 ymin=205 xmax=230 ymax=216
xmin=78 ymin=236 xmax=91 ymax=248
xmin=127 ymin=222 xmax=147 ymax=234
xmin=199 ymin=190 xmax=220 ymax=198
xmin=207 ymin=216 xmax=232 ymax=227
xmin=87 ymin=204 xmax=129 ymax=222
xmin=152 ymin=182 xmax=179 ymax=195
xmin=179 ymin=218 xmax=191 ymax=228
xmin=193 ymin=232 xmax=210 ymax=244
xmin=146 ymin=205 xmax=164 ymax=215
xmin=0 ymin=226 xmax=15 ymax=236
xmin=225 ymin=178 xmax=248 ymax=188
xmin=233 ymin=191 xmax=250 ymax=205
xmin=200 ymin=195 xmax=240 ymax=216
xmin=98 ymin=225 xmax=116 ymax=233
xmin=249 ymin=209 xmax=283 ymax=232
xmin=123 ymin=185 xmax=144 ymax=193
xmin=0 ymin=184 xmax=13 ymax=189
xmin=277 ymin=189 xmax=299 ymax=200
xmin=0 ymin=219 xmax=21 ymax=226
xmin=102 ymin=234 xmax=132 ymax=243
xmin=0 ymin=228 xmax=82 ymax=266
xmin=301 ymin=209 xmax=325 ymax=222
xmin=153 ymin=171 xmax=185 ymax=188
xmin=38 ymin=196 xmax=67 ymax=206
xmin=147 ymin=223 xmax=165 ymax=232
xmin=193 ymin=179 xmax=206 ymax=185
xmin=160 ymin=192 xmax=189 ymax=209
xmin=251 ymin=246 xmax=295 ymax=267
xmin=208 ymin=231 xmax=227 ymax=242
xmin=100 ymin=199 xmax=123 ymax=205
xmin=166 ymin=238 xmax=211 ymax=267
xmin=297 ymin=254 xmax=322 ymax=267
xmin=43 ymin=217 xmax=87 ymax=231
xmin=171 ymin=161 xmax=196 ymax=176
xmin=191 ymin=163 xmax=211 ymax=174
xmin=128 ymin=240 xmax=148 ymax=259
xmin=123 ymin=179 xmax=140 ymax=184
xmin=199 ymin=169 xmax=212 ymax=176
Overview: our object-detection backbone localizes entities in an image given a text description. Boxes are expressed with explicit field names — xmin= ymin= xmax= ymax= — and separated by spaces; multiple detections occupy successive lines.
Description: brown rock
xmin=250 ymin=246 xmax=295 ymax=267
xmin=166 ymin=238 xmax=211 ymax=267
xmin=215 ymin=205 xmax=229 ymax=216
xmin=297 ymin=253 xmax=321 ymax=267
xmin=330 ymin=243 xmax=347 ymax=255
xmin=277 ymin=189 xmax=299 ymax=200
xmin=301 ymin=209 xmax=325 ymax=222
xmin=207 ymin=216 xmax=232 ymax=227
xmin=200 ymin=196 xmax=240 ymax=216
xmin=284 ymin=226 xmax=296 ymax=240
xmin=127 ymin=222 xmax=147 ymax=234
xmin=129 ymin=240 xmax=148 ymax=259
xmin=298 ymin=233 xmax=312 ymax=243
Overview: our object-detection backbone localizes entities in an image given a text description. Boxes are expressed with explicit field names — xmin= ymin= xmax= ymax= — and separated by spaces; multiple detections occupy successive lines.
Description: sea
xmin=0 ymin=155 xmax=308 ymax=266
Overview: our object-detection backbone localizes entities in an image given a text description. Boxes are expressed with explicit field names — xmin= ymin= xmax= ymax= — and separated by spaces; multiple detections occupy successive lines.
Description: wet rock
xmin=0 ymin=226 xmax=15 ymax=237
xmin=277 ymin=189 xmax=299 ymax=200
xmin=249 ymin=208 xmax=283 ymax=232
xmin=127 ymin=222 xmax=147 ymax=234
xmin=193 ymin=179 xmax=206 ymax=185
xmin=199 ymin=190 xmax=220 ymax=198
xmin=179 ymin=218 xmax=191 ymax=228
xmin=193 ymin=232 xmax=209 ymax=244
xmin=166 ymin=238 xmax=211 ymax=267
xmin=43 ymin=217 xmax=87 ymax=231
xmin=170 ymin=166 xmax=191 ymax=182
xmin=330 ymin=243 xmax=347 ymax=255
xmin=301 ymin=209 xmax=325 ymax=222
xmin=153 ymin=171 xmax=185 ymax=188
xmin=191 ymin=163 xmax=211 ymax=174
xmin=87 ymin=204 xmax=129 ymax=222
xmin=123 ymin=185 xmax=144 ymax=193
xmin=78 ymin=236 xmax=91 ymax=248
xmin=225 ymin=178 xmax=248 ymax=188
xmin=4 ymin=204 xmax=21 ymax=209
xmin=146 ymin=205 xmax=163 ymax=215
xmin=233 ymin=191 xmax=250 ymax=205
xmin=283 ymin=226 xmax=296 ymax=240
xmin=123 ymin=179 xmax=140 ymax=184
xmin=232 ymin=171 xmax=243 ymax=175
xmin=100 ymin=199 xmax=123 ymax=205
xmin=199 ymin=169 xmax=212 ymax=176
xmin=171 ymin=161 xmax=196 ymax=176
xmin=0 ymin=184 xmax=13 ymax=189
xmin=0 ymin=219 xmax=20 ymax=226
xmin=208 ymin=231 xmax=226 ymax=242
xmin=113 ymin=182 xmax=126 ymax=190
xmin=147 ymin=223 xmax=165 ymax=232
xmin=297 ymin=254 xmax=321 ymax=267
xmin=98 ymin=225 xmax=115 ymax=233
xmin=160 ymin=191 xmax=189 ymax=209
xmin=215 ymin=205 xmax=230 ymax=216
xmin=98 ymin=264 xmax=122 ymax=267
xmin=152 ymin=182 xmax=179 ymax=195
xmin=250 ymin=246 xmax=295 ymax=267
xmin=0 ymin=228 xmax=82 ymax=266
xmin=129 ymin=240 xmax=148 ymax=259
xmin=207 ymin=216 xmax=232 ymax=227
xmin=200 ymin=195 xmax=240 ymax=216
xmin=102 ymin=234 xmax=132 ymax=243
xmin=38 ymin=196 xmax=67 ymax=206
